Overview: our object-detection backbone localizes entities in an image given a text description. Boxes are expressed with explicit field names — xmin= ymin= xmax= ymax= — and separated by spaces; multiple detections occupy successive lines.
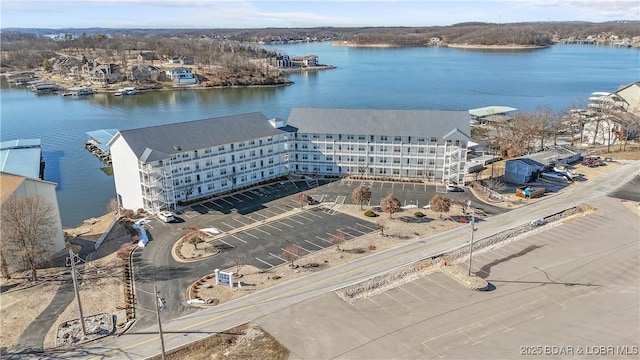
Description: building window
xmin=220 ymin=157 xmax=226 ymax=164
xmin=380 ymin=136 xmax=388 ymax=141
xmin=326 ymin=135 xmax=333 ymax=139
xmin=394 ymin=136 xmax=401 ymax=141
xmin=251 ymin=162 xmax=256 ymax=168
xmin=430 ymin=137 xmax=438 ymax=143
xmin=219 ymin=145 xmax=225 ymax=151
xmin=359 ymin=135 xmax=365 ymax=140
xmin=204 ymin=149 xmax=211 ymax=154
xmin=393 ymin=169 xmax=400 ymax=175
xmin=220 ymin=169 xmax=227 ymax=175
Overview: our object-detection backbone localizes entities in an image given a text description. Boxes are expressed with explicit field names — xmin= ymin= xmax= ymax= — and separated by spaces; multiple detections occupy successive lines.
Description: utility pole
xmin=468 ymin=209 xmax=475 ymax=276
xmin=154 ymin=284 xmax=166 ymax=360
xmin=69 ymin=249 xmax=87 ymax=336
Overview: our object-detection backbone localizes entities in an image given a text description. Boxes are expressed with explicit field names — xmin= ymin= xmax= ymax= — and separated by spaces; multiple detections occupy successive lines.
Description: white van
xmin=158 ymin=211 xmax=176 ymax=223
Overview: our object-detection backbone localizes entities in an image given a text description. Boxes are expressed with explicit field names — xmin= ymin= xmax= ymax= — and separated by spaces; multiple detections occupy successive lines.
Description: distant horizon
xmin=2 ymin=1 xmax=639 ymax=29
xmin=2 ymin=19 xmax=640 ymax=32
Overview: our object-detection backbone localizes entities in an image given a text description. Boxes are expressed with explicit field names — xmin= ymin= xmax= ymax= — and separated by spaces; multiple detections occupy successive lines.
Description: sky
xmin=1 ymin=0 xmax=638 ymax=29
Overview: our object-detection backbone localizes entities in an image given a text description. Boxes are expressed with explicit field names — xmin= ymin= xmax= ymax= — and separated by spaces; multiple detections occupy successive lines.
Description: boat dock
xmin=62 ymin=86 xmax=94 ymax=96
xmin=85 ymin=129 xmax=119 ymax=165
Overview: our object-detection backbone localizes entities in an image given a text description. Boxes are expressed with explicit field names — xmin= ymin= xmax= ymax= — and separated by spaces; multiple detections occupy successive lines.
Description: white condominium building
xmin=288 ymin=108 xmax=470 ymax=184
xmin=108 ymin=113 xmax=291 ymax=213
xmin=109 ymin=109 xmax=470 ymax=214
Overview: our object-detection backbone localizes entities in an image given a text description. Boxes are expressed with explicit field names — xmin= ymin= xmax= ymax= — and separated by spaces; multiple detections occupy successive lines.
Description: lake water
xmin=1 ymin=43 xmax=637 ymax=226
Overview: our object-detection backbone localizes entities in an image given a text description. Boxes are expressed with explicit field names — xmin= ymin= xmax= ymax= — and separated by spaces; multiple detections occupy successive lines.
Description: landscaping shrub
xmin=364 ymin=210 xmax=377 ymax=217
xmin=414 ymin=211 xmax=424 ymax=217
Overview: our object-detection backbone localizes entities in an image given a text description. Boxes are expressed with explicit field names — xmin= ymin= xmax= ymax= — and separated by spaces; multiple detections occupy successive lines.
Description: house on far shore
xmin=83 ymin=61 xmax=117 ymax=86
xmin=169 ymin=56 xmax=194 ymax=65
xmin=137 ymin=51 xmax=158 ymax=63
xmin=270 ymin=54 xmax=293 ymax=68
xmin=126 ymin=64 xmax=160 ymax=82
xmin=165 ymin=67 xmax=197 ymax=84
xmin=291 ymin=55 xmax=318 ymax=67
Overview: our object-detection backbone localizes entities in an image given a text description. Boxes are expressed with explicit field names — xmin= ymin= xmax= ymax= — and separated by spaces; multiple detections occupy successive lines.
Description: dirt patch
xmin=147 ymin=323 xmax=288 ymax=360
xmin=0 ymin=275 xmax=62 ymax=352
xmin=43 ymin=253 xmax=125 ymax=349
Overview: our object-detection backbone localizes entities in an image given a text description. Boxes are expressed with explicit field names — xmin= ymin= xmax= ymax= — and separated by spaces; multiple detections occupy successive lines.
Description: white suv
xmin=158 ymin=211 xmax=176 ymax=223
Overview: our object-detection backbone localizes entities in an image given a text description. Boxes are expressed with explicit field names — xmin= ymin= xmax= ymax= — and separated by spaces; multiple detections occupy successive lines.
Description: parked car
xmin=446 ymin=185 xmax=464 ymax=192
xmin=158 ymin=211 xmax=176 ymax=223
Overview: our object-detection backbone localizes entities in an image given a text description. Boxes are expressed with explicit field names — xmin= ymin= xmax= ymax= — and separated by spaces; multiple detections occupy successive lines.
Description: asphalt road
xmin=50 ymin=161 xmax=638 ymax=359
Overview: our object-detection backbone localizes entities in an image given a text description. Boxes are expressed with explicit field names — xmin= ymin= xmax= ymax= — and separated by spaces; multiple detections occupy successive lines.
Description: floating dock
xmin=85 ymin=129 xmax=119 ymax=165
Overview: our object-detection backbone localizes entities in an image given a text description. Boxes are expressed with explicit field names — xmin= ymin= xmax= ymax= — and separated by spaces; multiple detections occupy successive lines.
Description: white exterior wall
xmin=292 ymin=133 xmax=467 ymax=182
xmin=13 ymin=179 xmax=65 ymax=254
xmin=110 ymin=135 xmax=145 ymax=211
xmin=131 ymin=133 xmax=290 ymax=213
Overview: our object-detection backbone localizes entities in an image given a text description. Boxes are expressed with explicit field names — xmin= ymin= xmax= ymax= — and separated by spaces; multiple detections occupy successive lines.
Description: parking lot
xmin=257 ymin=195 xmax=639 ymax=359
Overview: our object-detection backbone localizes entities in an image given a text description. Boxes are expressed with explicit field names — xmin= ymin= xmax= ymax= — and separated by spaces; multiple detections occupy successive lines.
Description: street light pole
xmin=154 ymin=284 xmax=166 ymax=360
xmin=69 ymin=249 xmax=87 ymax=336
xmin=468 ymin=210 xmax=475 ymax=276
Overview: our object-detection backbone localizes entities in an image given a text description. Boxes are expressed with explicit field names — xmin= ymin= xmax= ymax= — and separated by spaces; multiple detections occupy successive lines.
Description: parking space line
xmin=230 ymin=235 xmax=248 ymax=244
xmin=269 ymin=252 xmax=287 ymax=262
xmin=217 ymin=239 xmax=235 ymax=248
xmin=233 ymin=218 xmax=249 ymax=226
xmin=383 ymin=292 xmax=412 ymax=311
xmin=285 ymin=217 xmax=304 ymax=225
xmin=421 ymin=343 xmax=445 ymax=359
xmin=243 ymin=232 xmax=260 ymax=239
xmin=210 ymin=201 xmax=225 ymax=209
xmin=201 ymin=203 xmax=217 ymax=211
xmin=424 ymin=276 xmax=455 ymax=292
xmin=409 ymin=280 xmax=441 ymax=298
xmin=262 ymin=223 xmax=282 ymax=232
xmin=220 ymin=222 xmax=235 ymax=230
xmin=367 ymin=297 xmax=395 ymax=316
xmin=305 ymin=211 xmax=324 ymax=219
xmin=292 ymin=244 xmax=312 ymax=253
xmin=250 ymin=190 xmax=263 ymax=197
xmin=315 ymin=236 xmax=332 ymax=244
xmin=220 ymin=198 xmax=234 ymax=206
xmin=398 ymin=286 xmax=426 ymax=303
xmin=293 ymin=214 xmax=313 ymax=222
xmin=229 ymin=195 xmax=243 ymax=203
xmin=292 ymin=182 xmax=299 ymax=189
xmin=254 ymin=228 xmax=271 ymax=236
xmin=345 ymin=226 xmax=367 ymax=235
xmin=238 ymin=193 xmax=253 ymax=200
xmin=276 ymin=221 xmax=294 ymax=228
xmin=305 ymin=240 xmax=324 ymax=249
xmin=255 ymin=257 xmax=274 ymax=268
xmin=355 ymin=223 xmax=377 ymax=231
xmin=265 ymin=209 xmax=280 ymax=216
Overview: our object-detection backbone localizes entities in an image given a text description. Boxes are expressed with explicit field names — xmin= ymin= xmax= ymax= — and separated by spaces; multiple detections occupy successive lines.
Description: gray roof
xmin=112 ymin=113 xmax=287 ymax=160
xmin=287 ymin=108 xmax=470 ymax=138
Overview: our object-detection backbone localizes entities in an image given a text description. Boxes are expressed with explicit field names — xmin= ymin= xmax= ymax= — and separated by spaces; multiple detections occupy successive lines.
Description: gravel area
xmin=55 ymin=313 xmax=113 ymax=347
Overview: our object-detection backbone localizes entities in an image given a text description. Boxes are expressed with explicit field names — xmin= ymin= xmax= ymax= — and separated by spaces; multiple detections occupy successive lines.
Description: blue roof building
xmin=504 ymin=158 xmax=546 ymax=184
xmin=0 ymin=138 xmax=45 ymax=180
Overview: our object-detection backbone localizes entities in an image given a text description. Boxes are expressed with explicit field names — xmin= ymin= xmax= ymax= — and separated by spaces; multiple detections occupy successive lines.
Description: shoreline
xmin=331 ymin=40 xmax=549 ymax=50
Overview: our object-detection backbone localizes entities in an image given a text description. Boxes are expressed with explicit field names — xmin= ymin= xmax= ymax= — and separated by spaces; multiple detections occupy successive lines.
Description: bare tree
xmin=1 ymin=194 xmax=57 ymax=281
xmin=380 ymin=193 xmax=401 ymax=218
xmin=282 ymin=244 xmax=303 ymax=268
xmin=488 ymin=112 xmax=538 ymax=158
xmin=0 ymin=240 xmax=12 ymax=279
xmin=232 ymin=254 xmax=249 ymax=276
xmin=376 ymin=218 xmax=387 ymax=236
xmin=328 ymin=232 xmax=346 ymax=251
xmin=484 ymin=177 xmax=507 ymax=199
xmin=352 ymin=185 xmax=372 ymax=210
xmin=106 ymin=198 xmax=119 ymax=214
xmin=429 ymin=194 xmax=451 ymax=219
xmin=297 ymin=192 xmax=308 ymax=209
xmin=182 ymin=227 xmax=208 ymax=246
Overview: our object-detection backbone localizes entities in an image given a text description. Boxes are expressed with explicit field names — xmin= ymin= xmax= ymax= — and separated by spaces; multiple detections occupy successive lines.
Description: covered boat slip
xmin=469 ymin=106 xmax=518 ymax=124
xmin=85 ymin=129 xmax=119 ymax=166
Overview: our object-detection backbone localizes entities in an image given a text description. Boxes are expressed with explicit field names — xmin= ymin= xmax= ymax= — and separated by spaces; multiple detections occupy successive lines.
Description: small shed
xmin=504 ymin=158 xmax=546 ymax=183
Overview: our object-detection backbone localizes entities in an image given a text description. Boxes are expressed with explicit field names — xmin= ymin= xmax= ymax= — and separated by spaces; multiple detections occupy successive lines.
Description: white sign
xmin=214 ymin=269 xmax=234 ymax=287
